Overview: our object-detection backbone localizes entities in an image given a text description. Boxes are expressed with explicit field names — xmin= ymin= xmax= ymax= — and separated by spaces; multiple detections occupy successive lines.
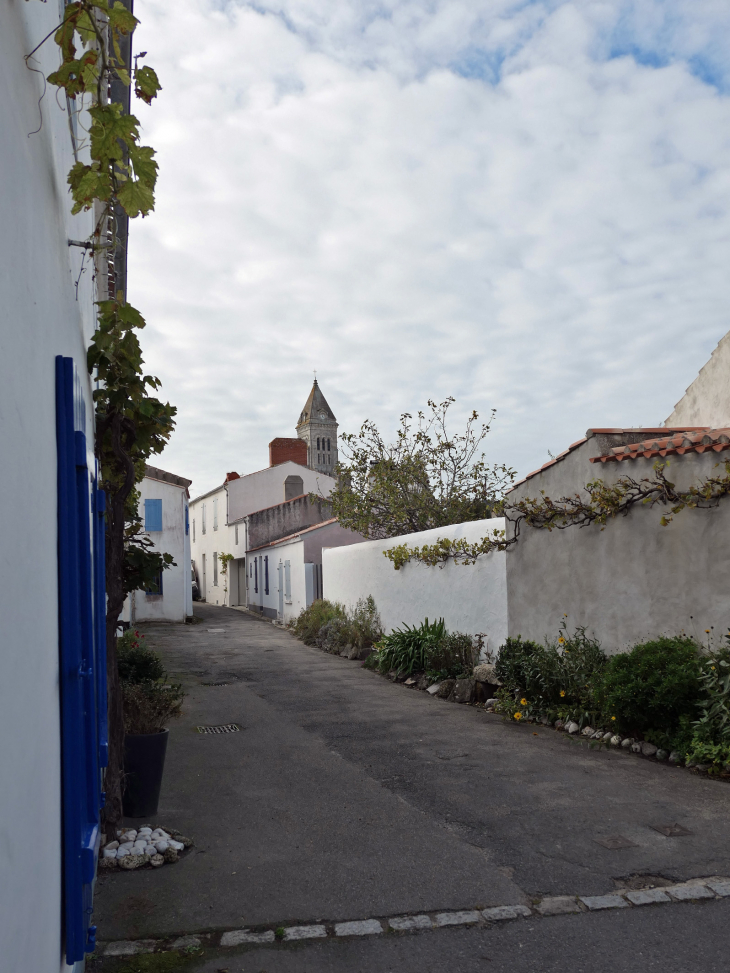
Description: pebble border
xmin=98 ymin=877 xmax=730 ymax=956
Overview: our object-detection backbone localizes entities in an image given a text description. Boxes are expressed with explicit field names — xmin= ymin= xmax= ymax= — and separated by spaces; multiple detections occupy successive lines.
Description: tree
xmin=328 ymin=397 xmax=514 ymax=539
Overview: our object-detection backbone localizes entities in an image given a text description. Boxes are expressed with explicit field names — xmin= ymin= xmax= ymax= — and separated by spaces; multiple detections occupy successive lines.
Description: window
xmin=327 ymin=438 xmax=330 ymax=451
xmin=213 ymin=497 xmax=218 ymax=530
xmin=317 ymin=437 xmax=320 ymax=449
xmin=185 ymin=504 xmax=189 ymax=535
xmin=213 ymin=553 xmax=218 ymax=586
xmin=254 ymin=557 xmax=258 ymax=593
xmin=144 ymin=498 xmax=162 ymax=532
xmin=202 ymin=503 xmax=207 ymax=534
xmin=145 ymin=569 xmax=163 ymax=596
xmin=235 ymin=524 xmax=239 ymax=545
xmin=192 ymin=518 xmax=195 ymax=542
xmin=284 ymin=560 xmax=291 ymax=602
xmin=264 ymin=555 xmax=269 ymax=595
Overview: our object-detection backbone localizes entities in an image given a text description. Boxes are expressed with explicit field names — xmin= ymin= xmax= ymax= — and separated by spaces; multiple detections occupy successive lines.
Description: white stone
xmin=388 ymin=915 xmax=433 ymax=931
xmin=566 ymin=722 xmax=580 ymax=734
xmin=706 ymin=879 xmax=730 ymax=897
xmin=334 ymin=919 xmax=383 ymax=936
xmin=105 ymin=840 xmax=119 ymax=851
xmin=220 ymin=929 xmax=275 ymax=946
xmin=138 ymin=827 xmax=152 ymax=834
xmin=103 ymin=848 xmax=118 ymax=859
xmin=144 ymin=845 xmax=157 ymax=856
xmin=119 ymin=842 xmax=134 ymax=851
xmin=154 ymin=841 xmax=169 ymax=853
xmin=625 ymin=888 xmax=671 ymax=906
xmin=168 ymin=839 xmax=184 ymax=851
xmin=116 ymin=848 xmax=129 ymax=858
xmin=426 ymin=684 xmax=442 ymax=695
xmin=481 ymin=905 xmax=532 ymax=921
xmin=433 ymin=911 xmax=482 ymax=927
xmin=283 ymin=925 xmax=327 ymax=941
xmin=581 ymin=726 xmax=594 ymax=736
xmin=579 ymin=895 xmax=630 ymax=911
xmin=602 ymin=732 xmax=613 ymax=742
xmin=610 ymin=735 xmax=621 ymax=746
xmin=666 ymin=883 xmax=714 ymax=901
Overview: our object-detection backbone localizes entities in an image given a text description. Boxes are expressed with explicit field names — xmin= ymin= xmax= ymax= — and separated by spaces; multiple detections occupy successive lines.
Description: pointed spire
xmin=298 ymin=378 xmax=337 ymax=426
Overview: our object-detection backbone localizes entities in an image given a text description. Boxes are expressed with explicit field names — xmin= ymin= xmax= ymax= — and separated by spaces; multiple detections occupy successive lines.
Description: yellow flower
xmin=514 ymin=712 xmax=522 ymax=721
xmin=520 ymin=698 xmax=528 ymax=706
xmin=558 ymin=636 xmax=565 ymax=644
xmin=611 ymin=716 xmax=616 ymax=721
xmin=706 ymin=629 xmax=711 ymax=634
xmin=560 ymin=690 xmax=566 ymax=697
xmin=712 ymin=665 xmax=716 ymax=670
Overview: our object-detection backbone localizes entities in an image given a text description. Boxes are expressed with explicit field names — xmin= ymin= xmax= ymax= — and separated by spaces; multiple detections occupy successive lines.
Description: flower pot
xmin=122 ymin=728 xmax=169 ymax=818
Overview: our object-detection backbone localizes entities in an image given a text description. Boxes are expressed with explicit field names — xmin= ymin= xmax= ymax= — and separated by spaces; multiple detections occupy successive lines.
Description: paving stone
xmin=171 ymin=935 xmax=202 ymax=949
xmin=388 ymin=915 xmax=433 ymax=931
xmin=334 ymin=919 xmax=383 ymax=937
xmin=535 ymin=897 xmax=581 ymax=916
xmin=220 ymin=929 xmax=276 ymax=946
xmin=666 ymin=883 xmax=715 ymax=901
xmin=282 ymin=925 xmax=327 ymax=941
xmin=706 ymin=879 xmax=730 ymax=897
xmin=433 ymin=910 xmax=482 ymax=927
xmin=579 ymin=894 xmax=630 ymax=911
xmin=625 ymin=888 xmax=672 ymax=906
xmin=104 ymin=940 xmax=156 ymax=956
xmin=482 ymin=905 xmax=532 ymax=922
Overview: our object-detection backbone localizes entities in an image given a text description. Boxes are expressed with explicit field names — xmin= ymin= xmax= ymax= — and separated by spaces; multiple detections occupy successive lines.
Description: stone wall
xmin=246 ymin=495 xmax=334 ymax=551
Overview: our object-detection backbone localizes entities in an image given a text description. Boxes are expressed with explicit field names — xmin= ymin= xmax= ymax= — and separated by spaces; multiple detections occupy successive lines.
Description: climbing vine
xmin=384 ymin=460 xmax=730 ymax=569
xmin=30 ymin=0 xmax=174 ymax=835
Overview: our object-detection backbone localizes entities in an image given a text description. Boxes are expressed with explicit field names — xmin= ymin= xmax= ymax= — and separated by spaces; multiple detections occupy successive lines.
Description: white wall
xmin=123 ymin=476 xmax=191 ymax=623
xmin=227 ymin=462 xmax=335 ymax=523
xmin=1 ymin=2 xmax=99 ymax=969
xmin=189 ymin=485 xmax=234 ymax=605
xmin=666 ymin=328 xmax=730 ymax=427
xmin=323 ymin=519 xmax=508 ymax=658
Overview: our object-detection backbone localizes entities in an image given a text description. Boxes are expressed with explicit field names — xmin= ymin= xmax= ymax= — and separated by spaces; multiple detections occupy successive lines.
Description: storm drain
xmin=200 ymin=681 xmax=229 ymax=686
xmin=196 ymin=723 xmax=240 ymax=734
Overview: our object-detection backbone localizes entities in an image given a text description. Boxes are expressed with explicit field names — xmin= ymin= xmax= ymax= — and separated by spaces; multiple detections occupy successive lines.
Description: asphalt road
xmin=93 ymin=602 xmax=730 ymax=970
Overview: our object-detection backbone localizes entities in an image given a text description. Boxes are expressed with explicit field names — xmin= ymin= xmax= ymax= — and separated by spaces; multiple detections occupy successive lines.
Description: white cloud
xmin=129 ymin=0 xmax=730 ymax=497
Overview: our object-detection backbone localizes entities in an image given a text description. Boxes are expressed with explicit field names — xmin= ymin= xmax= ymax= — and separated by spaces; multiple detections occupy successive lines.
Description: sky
xmin=129 ymin=0 xmax=730 ymax=499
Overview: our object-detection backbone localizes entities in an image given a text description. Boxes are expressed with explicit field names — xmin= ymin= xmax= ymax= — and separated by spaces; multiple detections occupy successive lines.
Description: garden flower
xmin=514 ymin=712 xmax=522 ymax=720
xmin=560 ymin=690 xmax=566 ymax=697
xmin=520 ymin=698 xmax=527 ymax=706
xmin=611 ymin=716 xmax=616 ymax=721
xmin=558 ymin=636 xmax=565 ymax=644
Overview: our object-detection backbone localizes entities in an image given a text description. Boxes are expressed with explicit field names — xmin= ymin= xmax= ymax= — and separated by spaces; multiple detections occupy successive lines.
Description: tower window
xmin=317 ymin=437 xmax=320 ymax=449
xmin=327 ymin=438 xmax=330 ymax=451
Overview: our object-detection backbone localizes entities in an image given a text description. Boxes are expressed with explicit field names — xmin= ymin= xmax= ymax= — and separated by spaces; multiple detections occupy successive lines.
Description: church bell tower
xmin=296 ymin=379 xmax=338 ymax=474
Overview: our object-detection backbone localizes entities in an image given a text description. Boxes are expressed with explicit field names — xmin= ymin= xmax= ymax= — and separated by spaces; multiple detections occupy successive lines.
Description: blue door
xmin=56 ymin=356 xmax=107 ymax=963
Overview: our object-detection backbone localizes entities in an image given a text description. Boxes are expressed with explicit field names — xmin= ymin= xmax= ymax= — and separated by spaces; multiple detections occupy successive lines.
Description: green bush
xmin=368 ymin=618 xmax=447 ymax=675
xmin=348 ymin=595 xmax=384 ymax=651
xmin=117 ymin=629 xmax=165 ymax=683
xmin=290 ymin=599 xmax=347 ymax=645
xmin=692 ymin=645 xmax=730 ymax=746
xmin=597 ymin=636 xmax=701 ymax=736
xmin=427 ymin=631 xmax=479 ymax=680
xmin=496 ymin=626 xmax=606 ymax=722
xmin=122 ymin=680 xmax=185 ymax=735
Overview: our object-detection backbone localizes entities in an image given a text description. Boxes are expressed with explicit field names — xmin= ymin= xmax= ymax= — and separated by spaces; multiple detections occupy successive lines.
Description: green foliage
xmin=685 ymin=738 xmax=730 ymax=772
xmin=495 ymin=625 xmax=606 ymax=722
xmin=117 ymin=629 xmax=164 ymax=683
xmin=369 ymin=618 xmax=447 ymax=676
xmin=426 ymin=631 xmax=479 ymax=680
xmin=348 ymin=595 xmax=385 ymax=651
xmin=692 ymin=645 xmax=730 ymax=746
xmin=597 ymin=637 xmax=701 ymax=736
xmin=121 ymin=680 xmax=185 ymax=735
xmin=384 ymin=530 xmax=513 ymax=570
xmin=325 ymin=397 xmax=514 ymax=540
xmin=290 ymin=599 xmax=347 ymax=645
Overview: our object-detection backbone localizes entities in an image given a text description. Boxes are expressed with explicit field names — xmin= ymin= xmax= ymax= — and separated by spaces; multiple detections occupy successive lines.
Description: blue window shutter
xmin=56 ymin=357 xmax=103 ymax=964
xmin=185 ymin=504 xmax=189 ymax=535
xmin=145 ymin=498 xmax=162 ymax=531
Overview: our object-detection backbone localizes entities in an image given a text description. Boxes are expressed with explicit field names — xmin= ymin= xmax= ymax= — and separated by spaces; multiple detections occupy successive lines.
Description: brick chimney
xmin=225 ymin=471 xmax=240 ymax=482
xmin=269 ymin=438 xmax=307 ymax=468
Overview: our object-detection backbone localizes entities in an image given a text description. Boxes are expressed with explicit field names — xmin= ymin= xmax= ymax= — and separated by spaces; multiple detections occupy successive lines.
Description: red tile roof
xmin=590 ymin=428 xmax=730 ymax=464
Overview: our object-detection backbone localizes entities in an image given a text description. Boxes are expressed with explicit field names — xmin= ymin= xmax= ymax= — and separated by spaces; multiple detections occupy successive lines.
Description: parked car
xmin=191 ymin=560 xmax=201 ymax=601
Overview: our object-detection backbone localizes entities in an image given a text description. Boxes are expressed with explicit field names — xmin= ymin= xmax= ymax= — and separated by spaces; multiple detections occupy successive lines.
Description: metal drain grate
xmin=196 ymin=723 xmax=240 ymax=734
xmin=200 ymin=681 xmax=229 ymax=686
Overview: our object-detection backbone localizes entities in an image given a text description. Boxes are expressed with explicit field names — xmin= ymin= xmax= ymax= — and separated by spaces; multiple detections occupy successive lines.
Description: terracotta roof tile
xmin=590 ymin=428 xmax=730 ymax=464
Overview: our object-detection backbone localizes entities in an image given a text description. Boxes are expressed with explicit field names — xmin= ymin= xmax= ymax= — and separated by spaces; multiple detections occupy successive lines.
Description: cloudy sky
xmin=129 ymin=0 xmax=730 ymax=498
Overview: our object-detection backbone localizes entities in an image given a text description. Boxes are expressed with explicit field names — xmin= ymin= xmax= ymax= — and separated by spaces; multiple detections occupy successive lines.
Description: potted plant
xmin=119 ymin=633 xmax=185 ymax=818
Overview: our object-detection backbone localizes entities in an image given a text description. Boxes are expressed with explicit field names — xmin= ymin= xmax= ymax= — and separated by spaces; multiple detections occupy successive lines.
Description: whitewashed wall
xmin=1 ymin=3 xmax=99 ymax=970
xmin=323 ymin=519 xmax=508 ymax=658
xmin=189 ymin=484 xmax=233 ymax=605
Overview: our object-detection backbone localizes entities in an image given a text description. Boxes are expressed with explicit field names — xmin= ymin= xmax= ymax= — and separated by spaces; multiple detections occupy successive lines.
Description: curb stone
xmin=97 ymin=878 xmax=730 ymax=957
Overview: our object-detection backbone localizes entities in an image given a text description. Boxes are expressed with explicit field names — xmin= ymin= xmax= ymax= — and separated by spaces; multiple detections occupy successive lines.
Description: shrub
xmin=597 ymin=636 xmax=701 ymax=736
xmin=692 ymin=645 xmax=730 ymax=746
xmin=121 ymin=681 xmax=185 ymax=735
xmin=117 ymin=629 xmax=165 ymax=683
xmin=290 ymin=599 xmax=347 ymax=645
xmin=427 ymin=632 xmax=478 ymax=680
xmin=348 ymin=595 xmax=384 ymax=651
xmin=318 ymin=617 xmax=351 ymax=654
xmin=369 ymin=618 xmax=447 ymax=675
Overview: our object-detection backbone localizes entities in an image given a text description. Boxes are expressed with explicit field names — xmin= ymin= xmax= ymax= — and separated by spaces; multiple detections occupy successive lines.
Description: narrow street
xmin=93 ymin=604 xmax=730 ymax=971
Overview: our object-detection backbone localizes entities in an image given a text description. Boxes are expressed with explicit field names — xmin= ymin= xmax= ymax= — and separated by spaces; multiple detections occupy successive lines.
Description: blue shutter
xmin=185 ymin=504 xmax=189 ymax=535
xmin=56 ymin=357 xmax=104 ymax=963
xmin=145 ymin=498 xmax=162 ymax=531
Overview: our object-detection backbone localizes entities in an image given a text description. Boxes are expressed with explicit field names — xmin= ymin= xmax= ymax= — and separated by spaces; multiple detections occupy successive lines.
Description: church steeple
xmin=296 ymin=379 xmax=338 ymax=474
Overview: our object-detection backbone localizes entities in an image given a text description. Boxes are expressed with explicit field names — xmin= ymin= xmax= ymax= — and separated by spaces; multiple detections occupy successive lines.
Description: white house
xmin=2 ymin=3 xmax=112 ymax=970
xmin=190 ymin=456 xmax=335 ymax=606
xmin=247 ymin=519 xmax=365 ymax=622
xmin=121 ymin=466 xmax=193 ymax=624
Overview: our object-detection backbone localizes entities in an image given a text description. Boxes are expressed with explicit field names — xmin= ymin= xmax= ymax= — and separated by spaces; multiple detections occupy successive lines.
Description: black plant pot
xmin=123 ymin=729 xmax=169 ymax=818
